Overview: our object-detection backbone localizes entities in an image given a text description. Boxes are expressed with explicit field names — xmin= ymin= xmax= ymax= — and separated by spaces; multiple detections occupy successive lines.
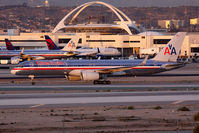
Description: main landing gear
xmin=93 ymin=80 xmax=111 ymax=85
xmin=93 ymin=75 xmax=111 ymax=84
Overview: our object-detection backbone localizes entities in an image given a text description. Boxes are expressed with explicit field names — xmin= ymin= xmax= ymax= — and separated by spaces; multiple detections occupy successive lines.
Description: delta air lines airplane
xmin=2 ymin=38 xmax=79 ymax=64
xmin=44 ymin=35 xmax=121 ymax=57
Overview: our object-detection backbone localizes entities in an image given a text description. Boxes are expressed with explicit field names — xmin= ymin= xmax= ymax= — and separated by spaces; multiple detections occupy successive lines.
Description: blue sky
xmin=0 ymin=0 xmax=199 ymax=7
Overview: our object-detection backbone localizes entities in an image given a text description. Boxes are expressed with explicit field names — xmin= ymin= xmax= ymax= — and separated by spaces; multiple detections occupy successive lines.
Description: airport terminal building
xmin=0 ymin=1 xmax=199 ymax=57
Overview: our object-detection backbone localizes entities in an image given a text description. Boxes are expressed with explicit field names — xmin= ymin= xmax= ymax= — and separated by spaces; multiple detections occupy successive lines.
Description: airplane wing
xmin=20 ymin=48 xmax=39 ymax=61
xmin=64 ymin=52 xmax=78 ymax=57
xmin=96 ymin=66 xmax=136 ymax=74
xmin=96 ymin=55 xmax=148 ymax=74
xmin=10 ymin=48 xmax=46 ymax=64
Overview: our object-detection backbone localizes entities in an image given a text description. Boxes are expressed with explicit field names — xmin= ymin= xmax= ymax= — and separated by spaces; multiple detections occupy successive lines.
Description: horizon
xmin=0 ymin=0 xmax=199 ymax=7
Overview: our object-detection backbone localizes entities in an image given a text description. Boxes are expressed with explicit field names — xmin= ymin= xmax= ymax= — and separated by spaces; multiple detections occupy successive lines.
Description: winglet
xmin=5 ymin=39 xmax=15 ymax=50
xmin=44 ymin=35 xmax=60 ymax=50
xmin=20 ymin=48 xmax=24 ymax=55
xmin=152 ymin=32 xmax=186 ymax=62
xmin=140 ymin=55 xmax=148 ymax=66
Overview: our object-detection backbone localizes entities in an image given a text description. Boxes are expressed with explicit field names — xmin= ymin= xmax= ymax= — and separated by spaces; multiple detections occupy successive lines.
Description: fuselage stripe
xmin=13 ymin=66 xmax=161 ymax=71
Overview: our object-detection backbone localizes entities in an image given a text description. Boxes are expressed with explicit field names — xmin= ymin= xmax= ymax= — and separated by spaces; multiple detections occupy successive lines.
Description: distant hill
xmin=0 ymin=6 xmax=199 ymax=32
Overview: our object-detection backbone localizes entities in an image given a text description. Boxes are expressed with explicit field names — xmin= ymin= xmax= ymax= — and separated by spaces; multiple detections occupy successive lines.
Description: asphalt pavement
xmin=0 ymin=91 xmax=199 ymax=108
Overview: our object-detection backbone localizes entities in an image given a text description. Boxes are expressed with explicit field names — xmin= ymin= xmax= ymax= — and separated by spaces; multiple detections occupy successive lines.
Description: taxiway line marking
xmin=171 ymin=100 xmax=184 ymax=105
xmin=30 ymin=104 xmax=44 ymax=108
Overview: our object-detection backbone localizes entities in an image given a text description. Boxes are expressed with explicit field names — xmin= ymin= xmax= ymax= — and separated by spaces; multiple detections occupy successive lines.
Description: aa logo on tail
xmin=68 ymin=41 xmax=75 ymax=48
xmin=164 ymin=44 xmax=176 ymax=55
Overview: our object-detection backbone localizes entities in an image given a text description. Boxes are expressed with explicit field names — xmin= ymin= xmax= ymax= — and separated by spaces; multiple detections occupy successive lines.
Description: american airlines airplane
xmin=44 ymin=35 xmax=121 ymax=57
xmin=11 ymin=32 xmax=186 ymax=84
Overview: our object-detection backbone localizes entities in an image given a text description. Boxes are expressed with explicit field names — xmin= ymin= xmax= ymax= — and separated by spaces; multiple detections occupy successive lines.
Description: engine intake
xmin=10 ymin=56 xmax=22 ymax=64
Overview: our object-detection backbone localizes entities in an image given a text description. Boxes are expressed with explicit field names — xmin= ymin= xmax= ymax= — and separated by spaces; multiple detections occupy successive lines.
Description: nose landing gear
xmin=28 ymin=75 xmax=35 ymax=85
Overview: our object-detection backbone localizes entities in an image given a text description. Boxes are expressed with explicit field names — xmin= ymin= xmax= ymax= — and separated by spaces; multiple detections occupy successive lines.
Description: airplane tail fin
xmin=97 ymin=48 xmax=100 ymax=53
xmin=5 ymin=39 xmax=15 ymax=50
xmin=61 ymin=37 xmax=77 ymax=51
xmin=44 ymin=35 xmax=60 ymax=50
xmin=152 ymin=32 xmax=186 ymax=62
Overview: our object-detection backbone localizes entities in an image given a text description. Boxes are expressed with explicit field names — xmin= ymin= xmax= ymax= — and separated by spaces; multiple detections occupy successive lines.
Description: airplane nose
xmin=11 ymin=69 xmax=16 ymax=75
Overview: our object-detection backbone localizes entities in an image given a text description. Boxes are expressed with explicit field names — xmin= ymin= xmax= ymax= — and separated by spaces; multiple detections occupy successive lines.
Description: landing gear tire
xmin=31 ymin=82 xmax=35 ymax=85
xmin=93 ymin=80 xmax=111 ymax=85
xmin=93 ymin=80 xmax=98 ymax=84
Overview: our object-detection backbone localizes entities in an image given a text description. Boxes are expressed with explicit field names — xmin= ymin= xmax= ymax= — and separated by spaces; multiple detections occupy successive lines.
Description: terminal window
xmin=153 ymin=39 xmax=170 ymax=44
xmin=59 ymin=39 xmax=71 ymax=43
xmin=123 ymin=41 xmax=140 ymax=43
xmin=78 ymin=38 xmax=82 ymax=44
xmin=86 ymin=40 xmax=115 ymax=42
xmin=0 ymin=40 xmax=45 ymax=42
xmin=191 ymin=47 xmax=199 ymax=53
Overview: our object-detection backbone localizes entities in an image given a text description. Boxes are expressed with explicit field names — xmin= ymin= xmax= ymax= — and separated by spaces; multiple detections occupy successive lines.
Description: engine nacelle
xmin=68 ymin=76 xmax=81 ymax=81
xmin=69 ymin=70 xmax=81 ymax=76
xmin=81 ymin=71 xmax=100 ymax=81
xmin=10 ymin=56 xmax=22 ymax=64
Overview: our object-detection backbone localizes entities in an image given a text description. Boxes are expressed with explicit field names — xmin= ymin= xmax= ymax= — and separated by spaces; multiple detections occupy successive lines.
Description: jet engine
xmin=10 ymin=56 xmax=22 ymax=64
xmin=81 ymin=71 xmax=100 ymax=81
xmin=68 ymin=76 xmax=81 ymax=81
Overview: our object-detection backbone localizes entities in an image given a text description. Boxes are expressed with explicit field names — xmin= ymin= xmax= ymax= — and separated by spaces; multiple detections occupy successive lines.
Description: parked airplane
xmin=45 ymin=35 xmax=77 ymax=51
xmin=44 ymin=35 xmax=121 ymax=57
xmin=5 ymin=37 xmax=74 ymax=51
xmin=1 ymin=39 xmax=79 ymax=64
xmin=11 ymin=32 xmax=186 ymax=84
xmin=5 ymin=39 xmax=15 ymax=50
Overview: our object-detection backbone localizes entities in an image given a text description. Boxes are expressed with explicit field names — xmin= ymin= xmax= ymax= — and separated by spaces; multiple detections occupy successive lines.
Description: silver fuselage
xmin=11 ymin=59 xmax=184 ymax=76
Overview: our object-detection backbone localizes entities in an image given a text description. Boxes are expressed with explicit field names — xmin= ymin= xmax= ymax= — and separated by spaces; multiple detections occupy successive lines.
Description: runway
xmin=0 ymin=91 xmax=199 ymax=108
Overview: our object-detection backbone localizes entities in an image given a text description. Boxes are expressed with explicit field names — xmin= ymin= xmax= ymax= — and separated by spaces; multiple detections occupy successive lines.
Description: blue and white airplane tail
xmin=44 ymin=35 xmax=77 ymax=51
xmin=5 ymin=39 xmax=15 ymax=50
xmin=152 ymin=32 xmax=186 ymax=62
xmin=44 ymin=35 xmax=60 ymax=50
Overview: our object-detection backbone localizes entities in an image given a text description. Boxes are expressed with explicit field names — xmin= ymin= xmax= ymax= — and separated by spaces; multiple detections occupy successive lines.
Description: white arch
xmin=52 ymin=1 xmax=137 ymax=34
